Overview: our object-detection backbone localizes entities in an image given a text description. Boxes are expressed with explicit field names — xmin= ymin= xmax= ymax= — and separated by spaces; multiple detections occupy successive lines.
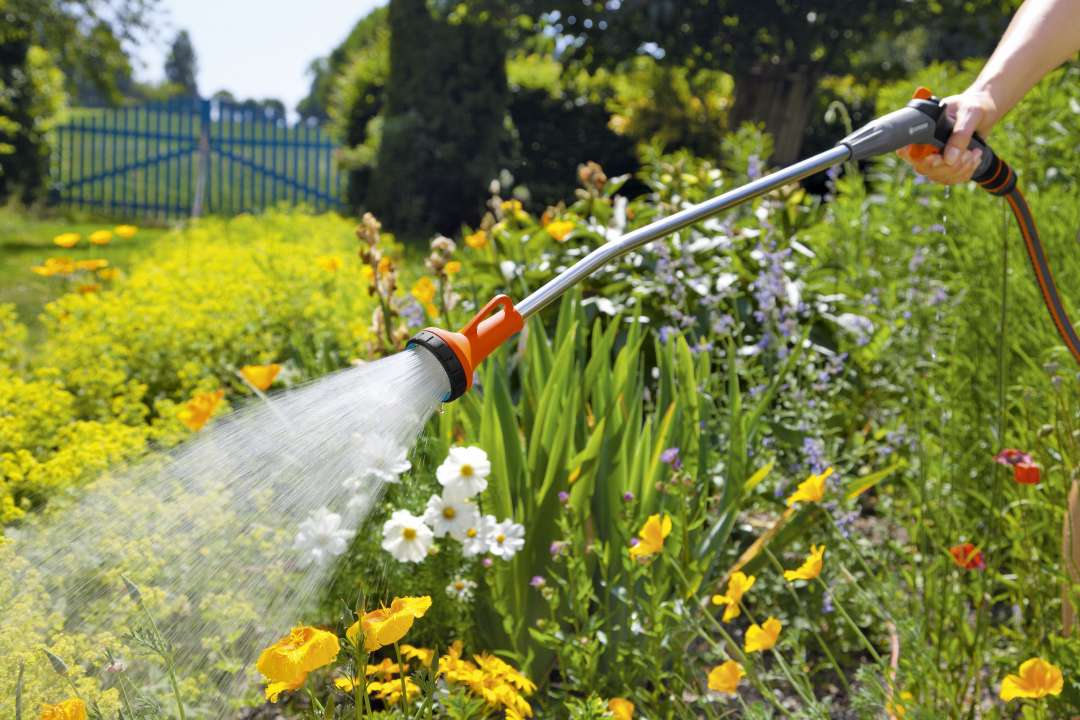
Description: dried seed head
xmin=430 ymin=235 xmax=456 ymax=254
xmin=121 ymin=575 xmax=142 ymax=604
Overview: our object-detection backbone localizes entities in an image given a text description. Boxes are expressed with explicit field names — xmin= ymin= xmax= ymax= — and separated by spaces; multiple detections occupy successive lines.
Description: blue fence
xmin=50 ymin=97 xmax=346 ymax=219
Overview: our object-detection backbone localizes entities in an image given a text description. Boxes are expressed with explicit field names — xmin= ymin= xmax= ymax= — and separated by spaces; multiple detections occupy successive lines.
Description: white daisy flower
xmin=487 ymin=519 xmax=525 ymax=560
xmin=462 ymin=514 xmax=496 ymax=557
xmin=381 ymin=509 xmax=434 ymax=563
xmin=422 ymin=492 xmax=481 ymax=541
xmin=446 ymin=576 xmax=477 ymax=601
xmin=352 ymin=439 xmax=412 ymax=485
xmin=436 ymin=446 xmax=491 ymax=499
xmin=294 ymin=507 xmax=354 ymax=565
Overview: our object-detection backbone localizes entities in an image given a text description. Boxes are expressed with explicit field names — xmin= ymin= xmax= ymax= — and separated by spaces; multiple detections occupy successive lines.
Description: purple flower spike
xmin=558 ymin=491 xmax=570 ymax=504
xmin=622 ymin=491 xmax=634 ymax=502
xmin=530 ymin=575 xmax=546 ymax=588
xmin=660 ymin=447 xmax=681 ymax=469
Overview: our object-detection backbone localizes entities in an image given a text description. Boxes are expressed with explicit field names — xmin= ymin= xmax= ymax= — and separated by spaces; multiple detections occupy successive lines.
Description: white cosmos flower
xmin=461 ymin=514 xmax=495 ymax=557
xmin=381 ymin=509 xmax=434 ymax=563
xmin=487 ymin=519 xmax=525 ymax=560
xmin=352 ymin=438 xmax=412 ymax=484
xmin=423 ymin=492 xmax=481 ymax=541
xmin=436 ymin=446 xmax=491 ymax=499
xmin=294 ymin=507 xmax=354 ymax=566
xmin=446 ymin=576 xmax=477 ymax=601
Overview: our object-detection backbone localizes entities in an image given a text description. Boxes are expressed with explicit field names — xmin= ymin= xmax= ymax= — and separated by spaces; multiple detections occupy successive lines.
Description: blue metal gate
xmin=51 ymin=97 xmax=345 ymax=218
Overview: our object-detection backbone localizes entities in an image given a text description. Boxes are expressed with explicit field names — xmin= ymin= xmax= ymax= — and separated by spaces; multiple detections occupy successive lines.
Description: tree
xmin=367 ymin=0 xmax=509 ymax=239
xmin=0 ymin=0 xmax=157 ymax=203
xmin=297 ymin=6 xmax=388 ymax=122
xmin=165 ymin=29 xmax=198 ymax=97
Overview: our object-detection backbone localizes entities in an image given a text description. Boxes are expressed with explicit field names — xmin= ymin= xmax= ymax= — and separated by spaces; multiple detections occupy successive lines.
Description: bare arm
xmin=900 ymin=0 xmax=1080 ymax=184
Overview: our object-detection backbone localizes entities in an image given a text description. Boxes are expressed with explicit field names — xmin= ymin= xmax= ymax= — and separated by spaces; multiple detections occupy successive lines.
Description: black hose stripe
xmin=1005 ymin=187 xmax=1080 ymax=365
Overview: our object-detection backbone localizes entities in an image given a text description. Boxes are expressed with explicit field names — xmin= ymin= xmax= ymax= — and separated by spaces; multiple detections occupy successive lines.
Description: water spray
xmin=412 ymin=88 xmax=1080 ymax=398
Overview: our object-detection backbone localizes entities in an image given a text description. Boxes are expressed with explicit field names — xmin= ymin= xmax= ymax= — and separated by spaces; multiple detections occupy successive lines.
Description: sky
xmin=134 ymin=0 xmax=386 ymax=116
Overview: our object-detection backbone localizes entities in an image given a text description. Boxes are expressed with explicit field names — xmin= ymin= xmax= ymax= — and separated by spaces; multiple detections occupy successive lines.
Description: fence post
xmin=192 ymin=98 xmax=211 ymax=217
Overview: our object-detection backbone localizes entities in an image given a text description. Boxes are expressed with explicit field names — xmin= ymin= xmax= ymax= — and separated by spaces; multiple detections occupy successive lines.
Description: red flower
xmin=1013 ymin=462 xmax=1041 ymax=485
xmin=994 ymin=448 xmax=1032 ymax=467
xmin=949 ymin=543 xmax=985 ymax=571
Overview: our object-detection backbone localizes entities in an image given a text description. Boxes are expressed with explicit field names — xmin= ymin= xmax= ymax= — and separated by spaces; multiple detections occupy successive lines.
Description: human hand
xmin=897 ymin=89 xmax=1001 ymax=184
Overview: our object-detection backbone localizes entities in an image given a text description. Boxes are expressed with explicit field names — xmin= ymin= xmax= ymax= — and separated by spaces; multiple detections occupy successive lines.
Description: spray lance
xmin=410 ymin=88 xmax=1080 ymax=401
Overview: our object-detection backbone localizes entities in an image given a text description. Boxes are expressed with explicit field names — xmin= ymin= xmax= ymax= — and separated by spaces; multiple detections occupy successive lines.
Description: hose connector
xmin=407 ymin=294 xmax=524 ymax=402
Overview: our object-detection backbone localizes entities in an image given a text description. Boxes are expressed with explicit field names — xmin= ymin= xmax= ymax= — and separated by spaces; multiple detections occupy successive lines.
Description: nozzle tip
xmin=408 ymin=329 xmax=468 ymax=402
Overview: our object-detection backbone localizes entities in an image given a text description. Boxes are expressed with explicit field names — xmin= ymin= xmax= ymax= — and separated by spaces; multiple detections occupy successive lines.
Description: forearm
xmin=970 ymin=0 xmax=1080 ymax=121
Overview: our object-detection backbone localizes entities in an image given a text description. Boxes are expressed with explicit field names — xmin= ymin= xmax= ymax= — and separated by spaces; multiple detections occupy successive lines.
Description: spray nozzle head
xmin=408 ymin=294 xmax=524 ymax=402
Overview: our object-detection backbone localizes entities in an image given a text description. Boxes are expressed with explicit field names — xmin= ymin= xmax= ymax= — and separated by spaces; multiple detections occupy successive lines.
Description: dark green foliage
xmin=297 ymin=6 xmax=389 ymax=122
xmin=164 ymin=30 xmax=198 ymax=97
xmin=368 ymin=0 xmax=509 ymax=240
xmin=507 ymin=87 xmax=639 ymax=209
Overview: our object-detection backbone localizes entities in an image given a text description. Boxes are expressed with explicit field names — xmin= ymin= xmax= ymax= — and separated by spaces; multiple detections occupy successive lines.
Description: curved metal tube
xmin=514 ymin=145 xmax=852 ymax=319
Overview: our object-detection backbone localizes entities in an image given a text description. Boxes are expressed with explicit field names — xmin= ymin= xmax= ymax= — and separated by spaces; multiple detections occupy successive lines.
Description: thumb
xmin=943 ymin=101 xmax=983 ymax=166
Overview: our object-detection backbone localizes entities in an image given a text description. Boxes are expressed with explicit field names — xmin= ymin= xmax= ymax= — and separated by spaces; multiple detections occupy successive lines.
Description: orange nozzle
xmin=408 ymin=294 xmax=524 ymax=401
xmin=907 ymin=86 xmax=940 ymax=160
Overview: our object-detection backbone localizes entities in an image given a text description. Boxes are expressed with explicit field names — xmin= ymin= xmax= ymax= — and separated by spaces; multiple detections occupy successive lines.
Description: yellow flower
xmin=77 ymin=283 xmax=100 ymax=295
xmin=240 ymin=363 xmax=281 ymax=391
xmin=999 ymin=657 xmax=1063 ymax=701
xmin=369 ymin=678 xmax=421 ymax=705
xmin=400 ymin=643 xmax=434 ymax=667
xmin=75 ymin=259 xmax=109 ymax=271
xmin=784 ymin=544 xmax=825 ymax=582
xmin=500 ymin=198 xmax=528 ymax=221
xmin=257 ymin=625 xmax=340 ymax=702
xmin=886 ymin=690 xmax=913 ymax=719
xmin=31 ymin=257 xmax=77 ymax=276
xmin=744 ymin=616 xmax=782 ymax=653
xmin=366 ymin=657 xmax=406 ymax=679
xmin=544 ymin=220 xmax=575 ymax=242
xmin=411 ymin=276 xmax=437 ymax=305
xmin=445 ymin=260 xmax=462 ymax=276
xmin=114 ymin=224 xmax=138 ymax=239
xmin=377 ymin=256 xmax=394 ymax=276
xmin=53 ymin=232 xmax=80 ymax=248
xmin=178 ymin=389 xmax=224 ymax=431
xmin=608 ymin=697 xmax=634 ymax=720
xmin=334 ymin=676 xmax=362 ymax=692
xmin=97 ymin=267 xmax=120 ymax=281
xmin=346 ymin=595 xmax=432 ymax=651
xmin=707 ymin=660 xmax=745 ymax=695
xmin=40 ymin=698 xmax=87 ymax=720
xmin=317 ymin=255 xmax=342 ymax=272
xmin=465 ymin=229 xmax=488 ymax=249
xmin=89 ymin=230 xmax=113 ymax=246
xmin=628 ymin=513 xmax=672 ymax=560
xmin=711 ymin=571 xmax=756 ymax=622
xmin=786 ymin=467 xmax=834 ymax=506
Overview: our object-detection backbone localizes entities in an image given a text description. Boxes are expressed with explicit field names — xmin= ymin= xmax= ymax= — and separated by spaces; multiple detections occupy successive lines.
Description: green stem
xmin=136 ymin=600 xmax=186 ymax=720
xmin=813 ymin=575 xmax=882 ymax=664
xmin=763 ymin=550 xmax=852 ymax=695
xmin=352 ymin=635 xmax=366 ymax=720
xmin=695 ymin=615 xmax=795 ymax=719
xmin=393 ymin=642 xmax=410 ymax=718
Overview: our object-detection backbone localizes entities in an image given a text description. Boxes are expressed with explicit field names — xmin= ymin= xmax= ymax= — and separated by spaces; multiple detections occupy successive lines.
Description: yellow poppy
xmin=786 ymin=467 xmax=834 ymax=506
xmin=544 ymin=220 xmax=575 ymax=242
xmin=32 ymin=257 xmax=76 ymax=276
xmin=707 ymin=660 xmax=744 ymax=695
xmin=114 ymin=224 xmax=138 ymax=239
xmin=89 ymin=230 xmax=113 ymax=246
xmin=178 ymin=389 xmax=224 ymax=431
xmin=39 ymin=698 xmax=87 ymax=720
xmin=75 ymin=259 xmax=109 ymax=271
xmin=411 ymin=276 xmax=437 ymax=305
xmin=628 ymin=513 xmax=672 ymax=560
xmin=445 ymin=260 xmax=462 ymax=276
xmin=465 ymin=230 xmax=488 ymax=249
xmin=240 ymin=363 xmax=281 ymax=391
xmin=257 ymin=625 xmax=340 ymax=702
xmin=999 ymin=657 xmax=1063 ymax=701
xmin=744 ymin=616 xmax=782 ymax=653
xmin=317 ymin=255 xmax=342 ymax=273
xmin=608 ymin=697 xmax=634 ymax=720
xmin=783 ymin=544 xmax=825 ymax=582
xmin=400 ymin=644 xmax=434 ymax=667
xmin=52 ymin=232 xmax=80 ymax=248
xmin=347 ymin=595 xmax=432 ymax=651
xmin=711 ymin=571 xmax=756 ymax=622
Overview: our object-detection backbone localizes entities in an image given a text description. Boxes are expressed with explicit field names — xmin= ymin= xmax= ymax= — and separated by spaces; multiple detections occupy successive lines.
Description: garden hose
xmin=412 ymin=88 xmax=1079 ymax=401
